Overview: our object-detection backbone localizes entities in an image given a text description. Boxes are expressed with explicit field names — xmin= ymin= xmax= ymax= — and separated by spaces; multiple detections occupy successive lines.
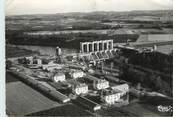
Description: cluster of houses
xmin=50 ymin=70 xmax=129 ymax=105
xmin=17 ymin=54 xmax=129 ymax=106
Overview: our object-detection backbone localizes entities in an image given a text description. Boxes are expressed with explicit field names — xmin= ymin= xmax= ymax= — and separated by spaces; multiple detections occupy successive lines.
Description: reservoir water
xmin=12 ymin=34 xmax=173 ymax=55
xmin=137 ymin=34 xmax=173 ymax=54
xmin=147 ymin=34 xmax=173 ymax=41
xmin=12 ymin=45 xmax=77 ymax=56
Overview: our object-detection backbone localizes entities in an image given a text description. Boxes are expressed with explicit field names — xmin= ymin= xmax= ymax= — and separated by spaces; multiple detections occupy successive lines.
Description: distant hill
xmin=6 ymin=10 xmax=173 ymax=20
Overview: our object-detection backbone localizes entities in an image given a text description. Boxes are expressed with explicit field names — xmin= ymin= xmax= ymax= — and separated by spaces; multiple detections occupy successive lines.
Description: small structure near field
xmin=51 ymin=73 xmax=66 ymax=82
xmin=42 ymin=63 xmax=64 ymax=72
xmin=72 ymin=83 xmax=88 ymax=95
xmin=86 ymin=75 xmax=109 ymax=90
xmin=111 ymin=83 xmax=129 ymax=94
xmin=94 ymin=79 xmax=109 ymax=90
xmin=101 ymin=89 xmax=122 ymax=105
xmin=101 ymin=84 xmax=129 ymax=105
xmin=68 ymin=70 xmax=84 ymax=79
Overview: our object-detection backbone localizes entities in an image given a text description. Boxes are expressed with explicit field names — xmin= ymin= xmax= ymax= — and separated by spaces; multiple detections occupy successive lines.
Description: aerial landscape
xmin=5 ymin=0 xmax=173 ymax=116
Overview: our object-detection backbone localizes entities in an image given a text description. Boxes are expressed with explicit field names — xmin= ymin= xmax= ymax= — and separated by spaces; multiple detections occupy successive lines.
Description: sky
xmin=6 ymin=0 xmax=173 ymax=15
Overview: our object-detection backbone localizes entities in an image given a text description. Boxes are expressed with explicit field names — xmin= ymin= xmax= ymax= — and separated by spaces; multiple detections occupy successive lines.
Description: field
xmin=121 ymin=102 xmax=160 ymax=116
xmin=27 ymin=103 xmax=92 ymax=116
xmin=121 ymin=95 xmax=173 ymax=117
xmin=6 ymin=73 xmax=61 ymax=115
xmin=157 ymin=44 xmax=173 ymax=54
xmin=6 ymin=72 xmax=93 ymax=116
xmin=97 ymin=98 xmax=172 ymax=117
xmin=6 ymin=73 xmax=19 ymax=83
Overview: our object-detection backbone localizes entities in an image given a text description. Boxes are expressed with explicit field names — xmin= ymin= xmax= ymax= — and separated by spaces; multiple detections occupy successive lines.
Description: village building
xmin=72 ymin=83 xmax=88 ymax=95
xmin=111 ymin=83 xmax=129 ymax=95
xmin=100 ymin=84 xmax=129 ymax=105
xmin=94 ymin=79 xmax=109 ymax=90
xmin=101 ymin=89 xmax=122 ymax=105
xmin=51 ymin=73 xmax=66 ymax=82
xmin=42 ymin=63 xmax=64 ymax=72
xmin=68 ymin=70 xmax=84 ymax=79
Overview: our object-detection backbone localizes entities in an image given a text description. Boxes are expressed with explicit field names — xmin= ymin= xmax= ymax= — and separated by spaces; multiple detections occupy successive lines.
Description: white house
xmin=42 ymin=63 xmax=64 ymax=72
xmin=101 ymin=89 xmax=122 ymax=105
xmin=69 ymin=70 xmax=84 ymax=79
xmin=94 ymin=79 xmax=109 ymax=90
xmin=52 ymin=73 xmax=66 ymax=82
xmin=72 ymin=83 xmax=88 ymax=95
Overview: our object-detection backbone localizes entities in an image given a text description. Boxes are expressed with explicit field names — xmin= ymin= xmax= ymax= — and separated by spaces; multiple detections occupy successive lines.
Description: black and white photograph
xmin=5 ymin=0 xmax=173 ymax=116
